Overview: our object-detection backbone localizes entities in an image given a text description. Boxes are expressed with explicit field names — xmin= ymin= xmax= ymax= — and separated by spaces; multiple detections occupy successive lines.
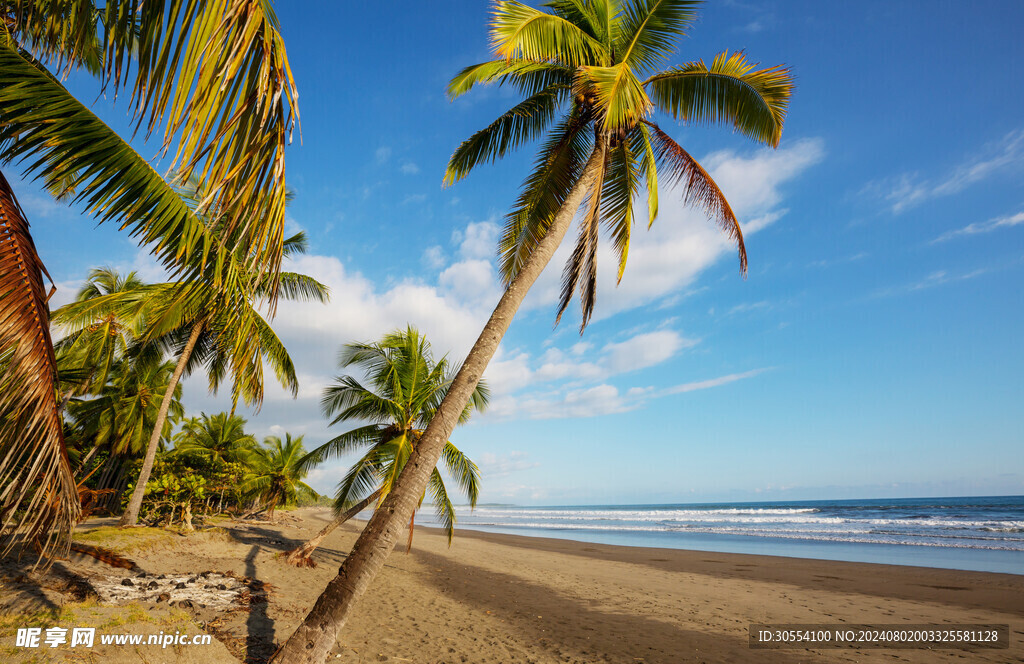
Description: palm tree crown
xmin=173 ymin=412 xmax=258 ymax=468
xmin=445 ymin=0 xmax=793 ymax=330
xmin=301 ymin=327 xmax=488 ymax=544
xmin=244 ymin=433 xmax=317 ymax=519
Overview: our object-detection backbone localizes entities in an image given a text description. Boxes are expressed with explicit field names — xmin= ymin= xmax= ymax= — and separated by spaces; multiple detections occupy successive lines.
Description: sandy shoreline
xmin=2 ymin=507 xmax=1022 ymax=663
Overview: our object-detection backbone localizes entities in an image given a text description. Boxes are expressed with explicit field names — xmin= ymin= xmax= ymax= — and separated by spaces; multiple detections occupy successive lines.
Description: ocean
xmin=420 ymin=495 xmax=1024 ymax=575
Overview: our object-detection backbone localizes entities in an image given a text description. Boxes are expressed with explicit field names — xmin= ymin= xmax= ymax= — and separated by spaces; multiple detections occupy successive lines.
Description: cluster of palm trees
xmin=53 ymin=252 xmax=327 ymax=525
xmin=0 ymin=2 xmax=793 ymax=664
xmin=139 ymin=413 xmax=317 ymax=530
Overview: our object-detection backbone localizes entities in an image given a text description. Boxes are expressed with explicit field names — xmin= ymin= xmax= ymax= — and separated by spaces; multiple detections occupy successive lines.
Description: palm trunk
xmin=119 ymin=322 xmax=202 ymax=527
xmin=284 ymin=488 xmax=382 ymax=568
xmin=270 ymin=141 xmax=608 ymax=664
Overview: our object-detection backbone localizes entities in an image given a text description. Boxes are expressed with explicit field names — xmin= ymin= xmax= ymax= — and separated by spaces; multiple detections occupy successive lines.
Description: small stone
xmin=157 ymin=574 xmax=167 ymax=579
xmin=147 ymin=581 xmax=159 ymax=589
xmin=175 ymin=582 xmax=187 ymax=589
xmin=156 ymin=593 xmax=171 ymax=603
xmin=216 ymin=584 xmax=228 ymax=590
xmin=187 ymin=577 xmax=197 ymax=584
xmin=121 ymin=578 xmax=134 ymax=587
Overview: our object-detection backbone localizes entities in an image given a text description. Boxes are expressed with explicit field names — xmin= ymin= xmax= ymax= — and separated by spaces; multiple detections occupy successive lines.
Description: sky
xmin=24 ymin=1 xmax=1024 ymax=505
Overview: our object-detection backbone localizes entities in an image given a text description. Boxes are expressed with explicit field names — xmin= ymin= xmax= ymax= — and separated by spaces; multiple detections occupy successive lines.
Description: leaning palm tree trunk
xmin=270 ymin=142 xmax=607 ymax=664
xmin=119 ymin=322 xmax=202 ymax=526
xmin=284 ymin=488 xmax=382 ymax=568
xmin=0 ymin=171 xmax=79 ymax=563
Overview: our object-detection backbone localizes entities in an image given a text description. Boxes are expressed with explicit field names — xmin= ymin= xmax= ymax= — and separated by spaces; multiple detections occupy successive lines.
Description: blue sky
xmin=27 ymin=1 xmax=1024 ymax=504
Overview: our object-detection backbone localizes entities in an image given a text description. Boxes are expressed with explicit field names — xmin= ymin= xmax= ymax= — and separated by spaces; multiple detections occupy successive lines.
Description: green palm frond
xmin=556 ymin=139 xmax=608 ymax=329
xmin=333 ymin=445 xmax=387 ymax=512
xmin=580 ymin=63 xmax=652 ymax=130
xmin=644 ymin=120 xmax=746 ymax=274
xmin=645 ymin=50 xmax=793 ymax=147
xmin=491 ymin=0 xmax=608 ymax=67
xmin=498 ymin=110 xmax=593 ymax=284
xmin=444 ymin=84 xmax=569 ymax=186
xmin=441 ymin=441 xmax=481 ymax=508
xmin=602 ymin=128 xmax=641 ymax=283
xmin=447 ymin=59 xmax=572 ymax=99
xmin=0 ymin=37 xmax=215 ymax=277
xmin=615 ymin=0 xmax=698 ymax=71
xmin=297 ymin=424 xmax=384 ymax=473
xmin=544 ymin=0 xmax=609 ymax=44
xmin=636 ymin=121 xmax=659 ymax=227
xmin=427 ymin=468 xmax=456 ymax=545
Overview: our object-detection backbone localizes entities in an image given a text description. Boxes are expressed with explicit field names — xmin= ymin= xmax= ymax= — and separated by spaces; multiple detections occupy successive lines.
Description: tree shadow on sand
xmin=243 ymin=544 xmax=276 ymax=663
xmin=412 ymin=549 xmax=798 ymax=664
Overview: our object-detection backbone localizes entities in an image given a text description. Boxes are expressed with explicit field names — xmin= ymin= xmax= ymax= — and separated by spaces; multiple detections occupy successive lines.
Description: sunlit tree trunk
xmin=270 ymin=142 xmax=607 ymax=664
xmin=284 ymin=489 xmax=382 ymax=568
xmin=119 ymin=322 xmax=202 ymax=526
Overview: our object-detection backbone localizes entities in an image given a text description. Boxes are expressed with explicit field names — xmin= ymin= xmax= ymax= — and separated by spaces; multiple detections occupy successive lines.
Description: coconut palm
xmin=243 ymin=433 xmax=316 ymax=521
xmin=283 ymin=327 xmax=486 ymax=567
xmin=173 ymin=412 xmax=258 ymax=468
xmin=116 ymin=230 xmax=329 ymax=526
xmin=272 ymin=3 xmax=793 ymax=661
xmin=0 ymin=0 xmax=299 ymax=561
xmin=64 ymin=346 xmax=184 ymax=460
xmin=53 ymin=268 xmax=148 ymax=399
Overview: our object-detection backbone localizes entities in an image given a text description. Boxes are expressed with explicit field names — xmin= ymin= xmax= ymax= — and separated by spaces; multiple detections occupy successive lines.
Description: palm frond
xmin=0 ymin=171 xmax=78 ymax=564
xmin=427 ymin=468 xmax=456 ymax=544
xmin=444 ymin=84 xmax=569 ymax=186
xmin=498 ymin=110 xmax=593 ymax=284
xmin=645 ymin=50 xmax=793 ymax=147
xmin=297 ymin=424 xmax=384 ymax=473
xmin=602 ymin=129 xmax=641 ymax=283
xmin=441 ymin=441 xmax=481 ymax=507
xmin=580 ymin=63 xmax=652 ymax=131
xmin=556 ymin=140 xmax=608 ymax=330
xmin=491 ymin=0 xmax=608 ymax=66
xmin=637 ymin=121 xmax=659 ymax=227
xmin=0 ymin=37 xmax=216 ymax=278
xmin=615 ymin=0 xmax=698 ymax=71
xmin=447 ymin=59 xmax=572 ymax=99
xmin=645 ymin=121 xmax=747 ymax=274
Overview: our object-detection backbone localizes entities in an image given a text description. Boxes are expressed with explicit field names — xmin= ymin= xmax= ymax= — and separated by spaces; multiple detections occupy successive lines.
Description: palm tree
xmin=117 ymin=230 xmax=329 ymax=526
xmin=0 ymin=0 xmax=299 ymax=561
xmin=284 ymin=327 xmax=486 ymax=567
xmin=173 ymin=412 xmax=258 ymax=468
xmin=272 ymin=3 xmax=793 ymax=662
xmin=53 ymin=268 xmax=148 ymax=400
xmin=243 ymin=433 xmax=316 ymax=521
xmin=64 ymin=346 xmax=184 ymax=460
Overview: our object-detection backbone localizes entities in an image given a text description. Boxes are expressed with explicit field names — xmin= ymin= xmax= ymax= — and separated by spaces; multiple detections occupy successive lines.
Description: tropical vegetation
xmin=284 ymin=327 xmax=486 ymax=567
xmin=272 ymin=2 xmax=793 ymax=662
xmin=0 ymin=0 xmax=299 ymax=561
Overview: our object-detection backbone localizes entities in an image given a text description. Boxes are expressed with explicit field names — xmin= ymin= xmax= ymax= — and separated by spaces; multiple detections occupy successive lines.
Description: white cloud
xmin=523 ymin=138 xmax=824 ymax=322
xmin=602 ymin=330 xmax=695 ymax=373
xmin=931 ymin=211 xmax=1024 ymax=243
xmin=870 ymin=267 xmax=991 ymax=298
xmin=475 ymin=451 xmax=540 ymax=478
xmin=374 ymin=146 xmax=392 ymax=164
xmin=400 ymin=162 xmax=420 ymax=175
xmin=874 ymin=130 xmax=1024 ymax=213
xmin=663 ymin=369 xmax=769 ymax=395
xmin=453 ymin=220 xmax=499 ymax=260
xmin=488 ymin=367 xmax=767 ymax=421
xmin=421 ymin=245 xmax=445 ymax=269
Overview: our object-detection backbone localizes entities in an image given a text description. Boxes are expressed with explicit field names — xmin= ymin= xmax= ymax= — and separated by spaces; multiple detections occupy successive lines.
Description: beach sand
xmin=2 ymin=507 xmax=1021 ymax=663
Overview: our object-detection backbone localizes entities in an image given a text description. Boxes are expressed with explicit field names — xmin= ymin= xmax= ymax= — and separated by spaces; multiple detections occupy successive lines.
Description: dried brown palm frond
xmin=0 ymin=170 xmax=79 ymax=565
